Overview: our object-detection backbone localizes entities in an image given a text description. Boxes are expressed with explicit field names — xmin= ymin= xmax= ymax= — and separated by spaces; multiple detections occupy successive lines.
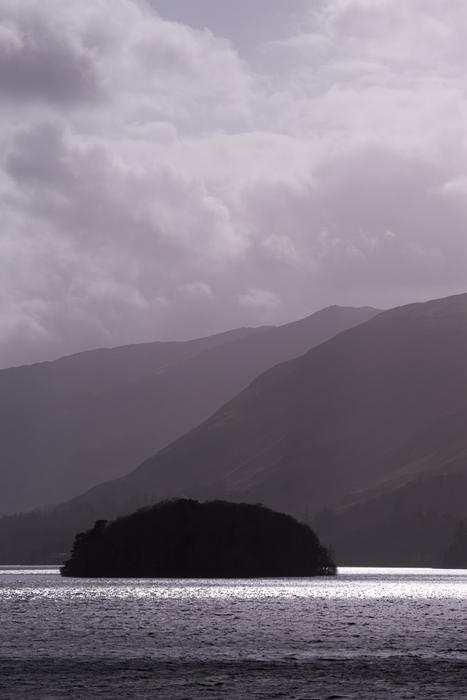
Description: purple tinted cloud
xmin=0 ymin=0 xmax=466 ymax=367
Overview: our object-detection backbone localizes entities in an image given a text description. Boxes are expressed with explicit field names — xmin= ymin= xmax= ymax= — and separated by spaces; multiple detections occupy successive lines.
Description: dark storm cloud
xmin=6 ymin=124 xmax=73 ymax=186
xmin=1 ymin=0 xmax=467 ymax=367
xmin=0 ymin=20 xmax=100 ymax=103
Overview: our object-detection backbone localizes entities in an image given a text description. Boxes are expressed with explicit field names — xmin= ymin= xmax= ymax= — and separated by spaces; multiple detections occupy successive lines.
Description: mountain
xmin=83 ymin=292 xmax=466 ymax=519
xmin=0 ymin=305 xmax=378 ymax=516
xmin=4 ymin=292 xmax=466 ymax=565
xmin=0 ymin=326 xmax=263 ymax=515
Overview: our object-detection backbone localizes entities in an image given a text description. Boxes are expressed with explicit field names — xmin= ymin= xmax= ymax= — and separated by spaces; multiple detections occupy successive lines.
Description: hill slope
xmin=0 ymin=305 xmax=377 ymax=515
xmin=94 ymin=293 xmax=467 ymax=515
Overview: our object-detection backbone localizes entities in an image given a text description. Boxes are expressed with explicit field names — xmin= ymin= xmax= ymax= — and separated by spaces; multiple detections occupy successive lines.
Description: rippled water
xmin=1 ymin=567 xmax=466 ymax=698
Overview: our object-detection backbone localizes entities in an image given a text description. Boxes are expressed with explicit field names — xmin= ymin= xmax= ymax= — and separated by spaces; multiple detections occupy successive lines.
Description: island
xmin=60 ymin=499 xmax=336 ymax=577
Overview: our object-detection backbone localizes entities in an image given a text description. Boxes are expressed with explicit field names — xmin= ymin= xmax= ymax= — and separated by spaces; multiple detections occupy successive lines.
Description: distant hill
xmin=60 ymin=499 xmax=336 ymax=578
xmin=0 ymin=305 xmax=378 ymax=515
xmin=3 ymin=293 xmax=467 ymax=566
xmin=442 ymin=519 xmax=467 ymax=568
xmin=318 ymin=471 xmax=467 ymax=566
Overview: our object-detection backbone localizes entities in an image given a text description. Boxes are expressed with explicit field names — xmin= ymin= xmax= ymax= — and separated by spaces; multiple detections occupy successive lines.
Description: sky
xmin=1 ymin=0 xmax=467 ymax=367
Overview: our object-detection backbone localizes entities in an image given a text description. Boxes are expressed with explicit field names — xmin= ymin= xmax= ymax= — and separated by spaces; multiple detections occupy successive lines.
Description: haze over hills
xmin=0 ymin=305 xmax=378 ymax=516
xmin=0 ymin=326 xmax=264 ymax=515
xmin=1 ymin=293 xmax=466 ymax=565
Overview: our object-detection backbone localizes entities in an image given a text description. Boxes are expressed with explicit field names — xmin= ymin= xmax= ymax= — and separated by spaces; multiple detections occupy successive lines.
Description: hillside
xmin=442 ymin=519 xmax=467 ymax=568
xmin=1 ymin=293 xmax=466 ymax=565
xmin=0 ymin=305 xmax=377 ymax=515
xmin=0 ymin=326 xmax=263 ymax=514
xmin=99 ymin=292 xmax=467 ymax=514
xmin=318 ymin=471 xmax=467 ymax=566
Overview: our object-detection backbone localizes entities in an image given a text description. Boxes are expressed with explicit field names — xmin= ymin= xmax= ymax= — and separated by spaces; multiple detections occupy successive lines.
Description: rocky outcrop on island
xmin=60 ymin=499 xmax=336 ymax=578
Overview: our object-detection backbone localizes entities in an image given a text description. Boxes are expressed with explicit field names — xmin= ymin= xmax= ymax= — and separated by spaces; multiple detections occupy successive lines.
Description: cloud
xmin=239 ymin=288 xmax=282 ymax=316
xmin=1 ymin=0 xmax=467 ymax=367
xmin=177 ymin=282 xmax=213 ymax=300
xmin=0 ymin=7 xmax=100 ymax=104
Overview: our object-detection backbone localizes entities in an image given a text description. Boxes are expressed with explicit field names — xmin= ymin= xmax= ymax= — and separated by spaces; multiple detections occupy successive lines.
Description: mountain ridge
xmin=0 ymin=304 xmax=378 ymax=516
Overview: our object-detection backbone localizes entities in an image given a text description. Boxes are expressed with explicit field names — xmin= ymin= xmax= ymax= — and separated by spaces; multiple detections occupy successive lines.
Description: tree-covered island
xmin=61 ymin=499 xmax=336 ymax=578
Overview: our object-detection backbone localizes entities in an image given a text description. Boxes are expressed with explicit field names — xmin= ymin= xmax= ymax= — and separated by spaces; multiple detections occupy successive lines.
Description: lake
xmin=0 ymin=567 xmax=466 ymax=698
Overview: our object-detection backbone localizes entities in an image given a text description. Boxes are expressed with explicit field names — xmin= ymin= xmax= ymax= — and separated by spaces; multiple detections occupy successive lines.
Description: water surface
xmin=1 ymin=567 xmax=466 ymax=698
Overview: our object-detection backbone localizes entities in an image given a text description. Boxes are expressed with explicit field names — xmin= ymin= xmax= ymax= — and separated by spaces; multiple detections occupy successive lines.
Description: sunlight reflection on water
xmin=1 ymin=567 xmax=466 ymax=699
xmin=2 ymin=566 xmax=466 ymax=602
